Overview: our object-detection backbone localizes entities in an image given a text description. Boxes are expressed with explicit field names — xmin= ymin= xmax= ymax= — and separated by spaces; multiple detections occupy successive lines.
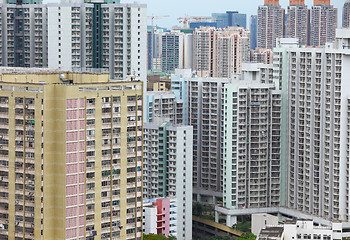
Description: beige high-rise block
xmin=287 ymin=3 xmax=310 ymax=46
xmin=193 ymin=27 xmax=250 ymax=78
xmin=257 ymin=3 xmax=285 ymax=49
xmin=0 ymin=68 xmax=143 ymax=240
xmin=310 ymin=2 xmax=337 ymax=46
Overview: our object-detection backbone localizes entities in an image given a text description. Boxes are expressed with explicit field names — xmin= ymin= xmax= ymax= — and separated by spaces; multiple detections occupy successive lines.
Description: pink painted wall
xmin=66 ymin=99 xmax=86 ymax=239
xmin=154 ymin=198 xmax=170 ymax=237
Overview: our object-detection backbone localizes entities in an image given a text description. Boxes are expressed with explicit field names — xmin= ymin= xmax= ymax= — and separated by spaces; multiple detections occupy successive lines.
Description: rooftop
xmin=0 ymin=67 xmax=141 ymax=85
xmin=258 ymin=226 xmax=284 ymax=239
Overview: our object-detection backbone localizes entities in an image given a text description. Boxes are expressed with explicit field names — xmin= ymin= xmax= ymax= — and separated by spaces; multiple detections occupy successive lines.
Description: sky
xmin=123 ymin=0 xmax=345 ymax=28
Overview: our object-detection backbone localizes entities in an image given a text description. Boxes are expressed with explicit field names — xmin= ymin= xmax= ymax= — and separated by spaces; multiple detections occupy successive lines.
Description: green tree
xmin=143 ymin=233 xmax=177 ymax=240
xmin=192 ymin=202 xmax=203 ymax=216
xmin=237 ymin=232 xmax=256 ymax=240
xmin=234 ymin=222 xmax=251 ymax=233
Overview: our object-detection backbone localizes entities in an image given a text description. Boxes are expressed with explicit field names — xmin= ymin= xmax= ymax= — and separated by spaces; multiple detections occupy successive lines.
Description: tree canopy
xmin=143 ymin=233 xmax=176 ymax=240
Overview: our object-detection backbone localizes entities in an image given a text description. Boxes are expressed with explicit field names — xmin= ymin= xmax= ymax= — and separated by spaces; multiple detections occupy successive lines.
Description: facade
xmin=193 ymin=27 xmax=217 ymax=77
xmin=188 ymin=77 xmax=234 ymax=204
xmin=189 ymin=21 xmax=217 ymax=29
xmin=257 ymin=220 xmax=342 ymax=240
xmin=223 ymin=81 xmax=282 ymax=210
xmin=148 ymin=30 xmax=193 ymax=73
xmin=147 ymin=27 xmax=153 ymax=71
xmin=171 ymin=69 xmax=192 ymax=124
xmin=286 ymin=0 xmax=310 ymax=46
xmin=0 ymin=68 xmax=143 ymax=240
xmin=161 ymin=31 xmax=193 ymax=73
xmin=0 ymin=0 xmax=147 ymax=81
xmin=142 ymin=202 xmax=158 ymax=235
xmin=215 ymin=28 xmax=250 ymax=78
xmin=250 ymin=15 xmax=258 ymax=50
xmin=147 ymin=28 xmax=165 ymax=72
xmin=344 ymin=1 xmax=350 ymax=29
xmin=257 ymin=0 xmax=285 ymax=49
xmin=161 ymin=32 xmax=183 ymax=73
xmin=252 ymin=213 xmax=279 ymax=236
xmin=273 ymin=29 xmax=350 ymax=222
xmin=227 ymin=11 xmax=247 ymax=29
xmin=241 ymin=63 xmax=274 ymax=84
xmin=0 ymin=0 xmax=48 ymax=68
xmin=212 ymin=13 xmax=229 ymax=29
xmin=145 ymin=91 xmax=183 ymax=125
xmin=211 ymin=11 xmax=247 ymax=29
xmin=250 ymin=48 xmax=274 ymax=64
xmin=310 ymin=1 xmax=337 ymax=46
xmin=143 ymin=198 xmax=177 ymax=238
xmin=193 ymin=26 xmax=250 ymax=78
xmin=143 ymin=123 xmax=193 ymax=240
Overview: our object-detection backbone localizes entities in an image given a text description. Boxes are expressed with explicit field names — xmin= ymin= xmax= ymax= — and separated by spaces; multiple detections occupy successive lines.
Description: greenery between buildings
xmin=193 ymin=202 xmax=215 ymax=221
xmin=143 ymin=233 xmax=176 ymax=240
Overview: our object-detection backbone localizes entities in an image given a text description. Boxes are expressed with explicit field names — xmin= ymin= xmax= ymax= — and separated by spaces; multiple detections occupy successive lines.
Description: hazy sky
xmin=123 ymin=0 xmax=345 ymax=28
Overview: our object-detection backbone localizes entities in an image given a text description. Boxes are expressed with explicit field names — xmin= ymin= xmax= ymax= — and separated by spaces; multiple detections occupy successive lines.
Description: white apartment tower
xmin=223 ymin=81 xmax=282 ymax=210
xmin=282 ymin=29 xmax=350 ymax=221
xmin=0 ymin=0 xmax=48 ymax=67
xmin=0 ymin=0 xmax=147 ymax=81
xmin=145 ymin=91 xmax=184 ymax=125
xmin=188 ymin=77 xmax=234 ymax=204
xmin=143 ymin=123 xmax=193 ymax=240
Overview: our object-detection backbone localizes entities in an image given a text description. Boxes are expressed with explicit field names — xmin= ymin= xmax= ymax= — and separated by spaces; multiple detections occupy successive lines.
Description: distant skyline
xmin=123 ymin=0 xmax=344 ymax=29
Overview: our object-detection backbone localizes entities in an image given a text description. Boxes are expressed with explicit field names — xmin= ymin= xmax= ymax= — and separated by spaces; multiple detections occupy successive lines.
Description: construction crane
xmin=147 ymin=14 xmax=170 ymax=28
xmin=177 ymin=15 xmax=214 ymax=29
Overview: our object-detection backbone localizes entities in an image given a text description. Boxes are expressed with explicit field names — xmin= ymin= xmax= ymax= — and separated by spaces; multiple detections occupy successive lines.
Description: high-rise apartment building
xmin=170 ymin=69 xmax=192 ymax=124
xmin=148 ymin=28 xmax=165 ymax=72
xmin=0 ymin=0 xmax=48 ymax=67
xmin=193 ymin=27 xmax=217 ymax=78
xmin=310 ymin=0 xmax=337 ymax=46
xmin=216 ymin=28 xmax=250 ymax=78
xmin=257 ymin=0 xmax=285 ymax=49
xmin=286 ymin=0 xmax=310 ymax=46
xmin=147 ymin=29 xmax=193 ymax=73
xmin=223 ymin=81 xmax=282 ymax=213
xmin=250 ymin=48 xmax=274 ymax=64
xmin=241 ymin=62 xmax=274 ymax=84
xmin=161 ymin=33 xmax=182 ymax=73
xmin=274 ymin=29 xmax=350 ymax=222
xmin=0 ymin=0 xmax=147 ymax=81
xmin=161 ymin=31 xmax=193 ymax=73
xmin=343 ymin=1 xmax=350 ymax=28
xmin=193 ymin=26 xmax=250 ymax=78
xmin=188 ymin=77 xmax=233 ymax=204
xmin=145 ymin=91 xmax=184 ymax=125
xmin=143 ymin=122 xmax=193 ymax=240
xmin=0 ymin=68 xmax=143 ymax=239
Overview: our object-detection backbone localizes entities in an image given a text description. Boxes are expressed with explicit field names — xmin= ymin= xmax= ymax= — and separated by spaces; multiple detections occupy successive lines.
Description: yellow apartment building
xmin=0 ymin=68 xmax=143 ymax=240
